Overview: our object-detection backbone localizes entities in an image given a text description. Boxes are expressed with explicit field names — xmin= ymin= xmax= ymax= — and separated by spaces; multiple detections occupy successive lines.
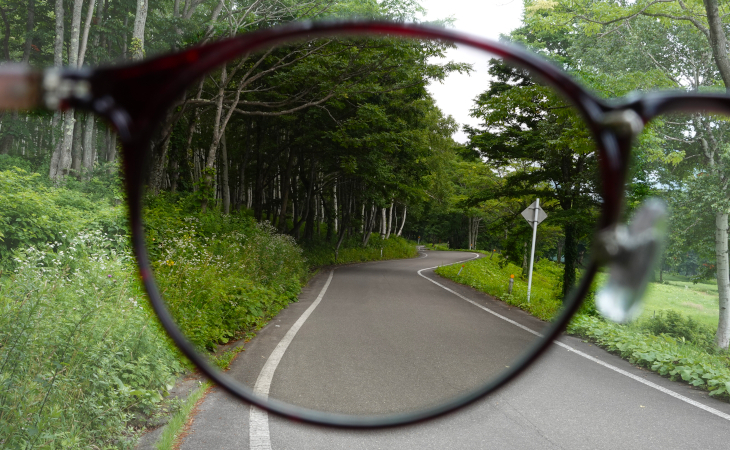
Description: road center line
xmin=249 ymin=270 xmax=334 ymax=450
xmin=417 ymin=255 xmax=730 ymax=422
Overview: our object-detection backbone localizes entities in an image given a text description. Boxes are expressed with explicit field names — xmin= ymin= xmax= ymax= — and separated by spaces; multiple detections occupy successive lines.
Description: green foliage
xmin=144 ymin=202 xmax=307 ymax=351
xmin=302 ymin=235 xmax=417 ymax=267
xmin=0 ymin=168 xmax=127 ymax=272
xmin=568 ymin=315 xmax=730 ymax=399
xmin=642 ymin=310 xmax=717 ymax=353
xmin=435 ymin=254 xmax=564 ymax=321
xmin=0 ymin=155 xmax=33 ymax=172
xmin=0 ymin=230 xmax=183 ymax=448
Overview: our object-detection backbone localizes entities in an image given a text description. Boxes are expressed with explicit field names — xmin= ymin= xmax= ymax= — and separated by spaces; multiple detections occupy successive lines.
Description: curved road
xmin=179 ymin=250 xmax=730 ymax=449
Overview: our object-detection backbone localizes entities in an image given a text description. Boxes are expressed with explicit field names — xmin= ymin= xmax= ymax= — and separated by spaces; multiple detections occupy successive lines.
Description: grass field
xmin=592 ymin=272 xmax=719 ymax=328
xmin=643 ymin=275 xmax=719 ymax=329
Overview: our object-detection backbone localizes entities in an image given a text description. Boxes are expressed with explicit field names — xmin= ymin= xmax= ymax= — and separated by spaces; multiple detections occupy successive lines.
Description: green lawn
xmin=594 ymin=272 xmax=720 ymax=329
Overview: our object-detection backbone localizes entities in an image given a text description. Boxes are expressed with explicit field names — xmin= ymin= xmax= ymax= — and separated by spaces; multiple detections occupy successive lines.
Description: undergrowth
xmin=0 ymin=230 xmax=183 ymax=448
xmin=435 ymin=249 xmax=730 ymax=399
xmin=302 ymin=234 xmax=417 ymax=267
xmin=569 ymin=315 xmax=730 ymax=399
xmin=434 ymin=254 xmax=594 ymax=321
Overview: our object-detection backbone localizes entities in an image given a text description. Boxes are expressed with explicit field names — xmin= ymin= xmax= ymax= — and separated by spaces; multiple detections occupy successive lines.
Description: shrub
xmin=146 ymin=210 xmax=307 ymax=351
xmin=569 ymin=315 xmax=730 ymax=399
xmin=0 ymin=168 xmax=127 ymax=273
xmin=0 ymin=230 xmax=183 ymax=448
xmin=640 ymin=310 xmax=717 ymax=352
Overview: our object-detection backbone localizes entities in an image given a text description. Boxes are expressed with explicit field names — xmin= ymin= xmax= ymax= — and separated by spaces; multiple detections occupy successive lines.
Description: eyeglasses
xmin=2 ymin=19 xmax=723 ymax=428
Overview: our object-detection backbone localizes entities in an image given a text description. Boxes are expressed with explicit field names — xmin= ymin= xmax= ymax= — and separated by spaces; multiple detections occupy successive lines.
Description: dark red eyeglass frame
xmin=6 ymin=19 xmax=730 ymax=428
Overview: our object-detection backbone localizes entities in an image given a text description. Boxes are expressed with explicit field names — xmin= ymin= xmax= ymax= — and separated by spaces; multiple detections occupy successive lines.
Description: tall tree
xmin=525 ymin=0 xmax=730 ymax=348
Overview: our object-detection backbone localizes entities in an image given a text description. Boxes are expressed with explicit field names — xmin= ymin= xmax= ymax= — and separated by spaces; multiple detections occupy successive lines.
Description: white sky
xmin=418 ymin=0 xmax=524 ymax=142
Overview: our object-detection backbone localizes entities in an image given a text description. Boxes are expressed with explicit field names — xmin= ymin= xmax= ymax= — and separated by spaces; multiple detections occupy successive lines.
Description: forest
xmin=2 ymin=0 xmax=730 ymax=447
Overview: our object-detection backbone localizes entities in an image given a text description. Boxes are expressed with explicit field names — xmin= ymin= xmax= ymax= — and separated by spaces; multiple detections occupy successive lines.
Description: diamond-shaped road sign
xmin=521 ymin=200 xmax=547 ymax=225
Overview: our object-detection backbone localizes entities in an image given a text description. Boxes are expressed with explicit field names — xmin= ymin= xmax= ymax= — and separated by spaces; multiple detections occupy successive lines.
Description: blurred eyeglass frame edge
xmin=0 ymin=19 xmax=723 ymax=428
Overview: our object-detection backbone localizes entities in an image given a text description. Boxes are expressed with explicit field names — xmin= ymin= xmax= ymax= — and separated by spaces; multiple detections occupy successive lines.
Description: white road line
xmin=552 ymin=340 xmax=730 ymax=421
xmin=249 ymin=270 xmax=334 ymax=450
xmin=419 ymin=257 xmax=730 ymax=422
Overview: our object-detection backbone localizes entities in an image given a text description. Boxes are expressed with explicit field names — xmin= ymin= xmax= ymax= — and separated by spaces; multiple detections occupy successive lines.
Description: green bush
xmin=569 ymin=315 xmax=730 ymax=399
xmin=640 ymin=310 xmax=717 ymax=352
xmin=0 ymin=155 xmax=33 ymax=172
xmin=0 ymin=168 xmax=127 ymax=272
xmin=145 ymin=207 xmax=307 ymax=351
xmin=0 ymin=230 xmax=183 ymax=448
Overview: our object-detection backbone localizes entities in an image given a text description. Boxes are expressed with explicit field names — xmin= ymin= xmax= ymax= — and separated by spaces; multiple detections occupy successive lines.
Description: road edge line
xmin=249 ymin=270 xmax=335 ymax=450
xmin=417 ymin=256 xmax=730 ymax=422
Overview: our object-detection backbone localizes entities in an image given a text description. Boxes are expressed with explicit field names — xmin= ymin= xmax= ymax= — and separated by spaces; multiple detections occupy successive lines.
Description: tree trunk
xmin=81 ymin=112 xmax=95 ymax=177
xmin=68 ymin=0 xmax=83 ymax=67
xmin=54 ymin=0 xmax=64 ymax=67
xmin=704 ymin=0 xmax=730 ymax=89
xmin=333 ymin=180 xmax=338 ymax=234
xmin=386 ymin=200 xmax=394 ymax=239
xmin=50 ymin=110 xmax=75 ymax=179
xmin=715 ymin=212 xmax=730 ymax=348
xmin=277 ymin=148 xmax=295 ymax=232
xmin=522 ymin=241 xmax=529 ymax=277
xmin=468 ymin=216 xmax=473 ymax=250
xmin=562 ymin=223 xmax=578 ymax=299
xmin=106 ymin=127 xmax=116 ymax=162
xmin=77 ymin=0 xmax=96 ymax=67
xmin=221 ymin=132 xmax=230 ymax=215
xmin=50 ymin=0 xmax=83 ymax=180
xmin=71 ymin=111 xmax=83 ymax=177
xmin=131 ymin=0 xmax=148 ymax=60
xmin=121 ymin=9 xmax=128 ymax=59
xmin=363 ymin=204 xmax=376 ymax=247
xmin=0 ymin=8 xmax=10 ymax=61
xmin=397 ymin=205 xmax=406 ymax=236
xmin=556 ymin=238 xmax=563 ymax=265
xmin=659 ymin=262 xmax=664 ymax=284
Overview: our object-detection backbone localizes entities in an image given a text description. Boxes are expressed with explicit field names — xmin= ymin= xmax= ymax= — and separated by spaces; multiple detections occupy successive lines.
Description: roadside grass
xmin=302 ymin=235 xmax=418 ymax=267
xmin=155 ymin=381 xmax=212 ymax=450
xmin=592 ymin=272 xmax=719 ymax=328
xmin=434 ymin=253 xmax=566 ymax=321
xmin=434 ymin=248 xmax=730 ymax=401
xmin=569 ymin=315 xmax=730 ymax=400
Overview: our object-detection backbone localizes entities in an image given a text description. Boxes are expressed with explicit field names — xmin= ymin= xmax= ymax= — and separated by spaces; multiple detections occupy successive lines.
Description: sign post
xmin=521 ymin=199 xmax=547 ymax=303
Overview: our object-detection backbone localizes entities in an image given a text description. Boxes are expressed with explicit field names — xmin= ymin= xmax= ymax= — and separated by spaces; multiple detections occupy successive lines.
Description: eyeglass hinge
xmin=42 ymin=68 xmax=92 ymax=110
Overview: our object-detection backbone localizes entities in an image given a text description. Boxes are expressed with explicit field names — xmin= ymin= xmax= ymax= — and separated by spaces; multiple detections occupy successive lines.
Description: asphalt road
xmin=179 ymin=250 xmax=730 ymax=449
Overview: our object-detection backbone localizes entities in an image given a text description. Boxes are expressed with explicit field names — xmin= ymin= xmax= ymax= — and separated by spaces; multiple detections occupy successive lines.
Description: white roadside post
xmin=521 ymin=199 xmax=547 ymax=303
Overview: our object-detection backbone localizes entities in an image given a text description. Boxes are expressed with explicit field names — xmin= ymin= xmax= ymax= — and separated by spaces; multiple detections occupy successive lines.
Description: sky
xmin=417 ymin=0 xmax=525 ymax=142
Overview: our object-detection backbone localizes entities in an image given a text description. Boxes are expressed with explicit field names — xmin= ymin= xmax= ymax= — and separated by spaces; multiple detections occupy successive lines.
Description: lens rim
xmin=116 ymin=20 xmax=618 ymax=428
xmin=67 ymin=20 xmax=730 ymax=428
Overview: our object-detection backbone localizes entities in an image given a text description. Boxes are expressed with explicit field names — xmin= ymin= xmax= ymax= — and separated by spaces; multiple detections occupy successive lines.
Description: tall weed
xmin=147 ymin=214 xmax=307 ymax=351
xmin=0 ymin=230 xmax=182 ymax=449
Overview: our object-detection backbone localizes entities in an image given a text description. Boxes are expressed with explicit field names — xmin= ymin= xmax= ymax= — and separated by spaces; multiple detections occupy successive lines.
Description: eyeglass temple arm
xmin=0 ymin=65 xmax=43 ymax=110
